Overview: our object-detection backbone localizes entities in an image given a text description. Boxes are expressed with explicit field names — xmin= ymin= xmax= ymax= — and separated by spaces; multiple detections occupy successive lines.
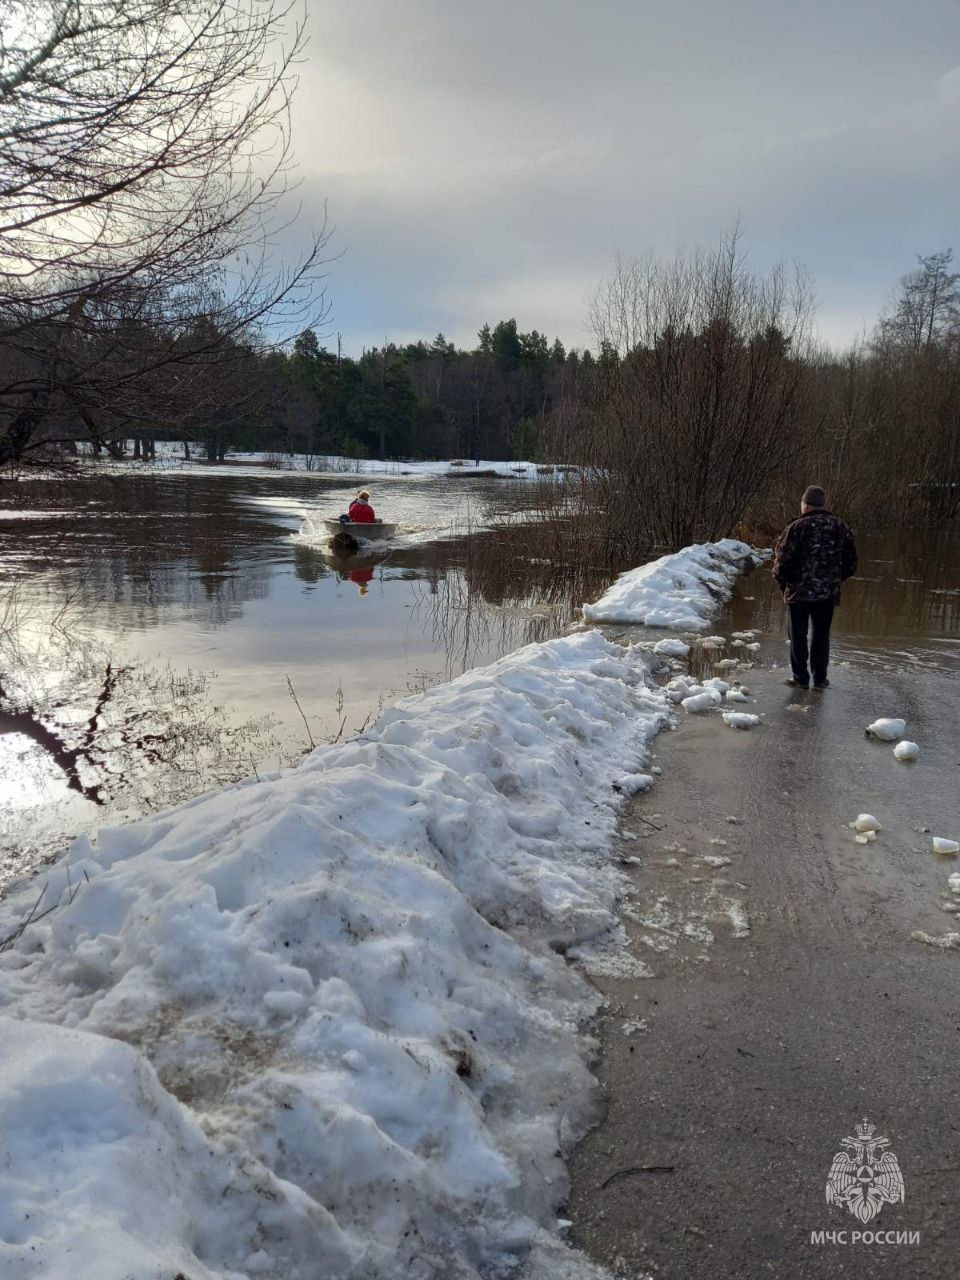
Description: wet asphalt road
xmin=567 ymin=649 xmax=960 ymax=1279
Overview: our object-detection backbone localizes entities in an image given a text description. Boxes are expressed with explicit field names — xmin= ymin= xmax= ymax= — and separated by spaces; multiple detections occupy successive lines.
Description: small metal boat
xmin=322 ymin=519 xmax=397 ymax=541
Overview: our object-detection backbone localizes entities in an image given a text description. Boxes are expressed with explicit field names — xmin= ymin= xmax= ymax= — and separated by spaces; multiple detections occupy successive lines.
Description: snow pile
xmin=0 ymin=1019 xmax=354 ymax=1279
xmin=665 ymin=674 xmax=756 ymax=719
xmin=912 ymin=930 xmax=960 ymax=950
xmin=582 ymin=539 xmax=761 ymax=628
xmin=681 ymin=691 xmax=719 ymax=714
xmin=0 ymin=630 xmax=668 ymax=1280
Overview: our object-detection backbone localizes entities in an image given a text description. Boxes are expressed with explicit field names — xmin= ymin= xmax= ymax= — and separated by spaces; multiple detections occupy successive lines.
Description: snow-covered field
xmin=0 ymin=539 xmax=754 ymax=1280
xmin=69 ymin=443 xmax=567 ymax=482
xmin=229 ymin=451 xmax=570 ymax=480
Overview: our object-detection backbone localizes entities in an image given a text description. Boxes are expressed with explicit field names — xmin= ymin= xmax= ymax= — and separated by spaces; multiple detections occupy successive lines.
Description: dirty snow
xmin=0 ymin=529 xmax=763 ymax=1279
xmin=0 ymin=630 xmax=670 ymax=1280
xmin=912 ymin=930 xmax=960 ymax=950
xmin=581 ymin=539 xmax=761 ymax=628
xmin=653 ymin=637 xmax=691 ymax=658
xmin=721 ymin=711 xmax=761 ymax=730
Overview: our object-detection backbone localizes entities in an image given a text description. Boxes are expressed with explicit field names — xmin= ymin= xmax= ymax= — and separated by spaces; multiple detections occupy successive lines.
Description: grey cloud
xmin=286 ymin=0 xmax=960 ymax=351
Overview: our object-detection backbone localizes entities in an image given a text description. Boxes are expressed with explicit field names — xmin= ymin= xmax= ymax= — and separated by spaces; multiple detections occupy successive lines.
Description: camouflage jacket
xmin=772 ymin=510 xmax=858 ymax=604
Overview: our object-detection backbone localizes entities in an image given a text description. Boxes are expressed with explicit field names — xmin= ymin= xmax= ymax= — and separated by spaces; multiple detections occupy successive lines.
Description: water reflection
xmin=396 ymin=522 xmax=633 ymax=679
xmin=323 ymin=550 xmax=389 ymax=598
xmin=0 ymin=622 xmax=280 ymax=885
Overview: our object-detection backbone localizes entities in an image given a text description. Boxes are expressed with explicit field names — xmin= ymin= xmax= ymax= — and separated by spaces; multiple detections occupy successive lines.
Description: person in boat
xmin=348 ymin=490 xmax=377 ymax=523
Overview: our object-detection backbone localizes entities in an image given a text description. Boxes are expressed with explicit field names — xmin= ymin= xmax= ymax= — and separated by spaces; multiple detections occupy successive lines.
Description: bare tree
xmin=568 ymin=230 xmax=815 ymax=550
xmin=876 ymin=250 xmax=960 ymax=357
xmin=0 ymin=0 xmax=327 ymax=468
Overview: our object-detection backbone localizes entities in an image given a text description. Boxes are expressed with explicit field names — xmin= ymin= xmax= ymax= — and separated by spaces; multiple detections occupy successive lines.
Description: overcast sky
xmin=286 ymin=0 xmax=960 ymax=354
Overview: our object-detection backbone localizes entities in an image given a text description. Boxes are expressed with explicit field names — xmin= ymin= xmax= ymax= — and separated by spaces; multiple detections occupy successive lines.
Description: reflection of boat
xmin=324 ymin=550 xmax=389 ymax=576
xmin=324 ymin=549 xmax=389 ymax=597
xmin=323 ymin=519 xmax=397 ymax=540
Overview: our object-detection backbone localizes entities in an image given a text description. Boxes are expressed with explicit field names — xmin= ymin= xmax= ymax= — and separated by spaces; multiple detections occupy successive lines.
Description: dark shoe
xmin=783 ymin=677 xmax=809 ymax=689
xmin=813 ymin=679 xmax=830 ymax=690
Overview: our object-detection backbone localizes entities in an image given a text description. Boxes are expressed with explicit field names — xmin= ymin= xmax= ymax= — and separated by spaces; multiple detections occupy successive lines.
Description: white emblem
xmin=826 ymin=1119 xmax=905 ymax=1223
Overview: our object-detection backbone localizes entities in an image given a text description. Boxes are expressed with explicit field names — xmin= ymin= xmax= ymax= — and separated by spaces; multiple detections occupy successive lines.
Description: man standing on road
xmin=772 ymin=485 xmax=858 ymax=690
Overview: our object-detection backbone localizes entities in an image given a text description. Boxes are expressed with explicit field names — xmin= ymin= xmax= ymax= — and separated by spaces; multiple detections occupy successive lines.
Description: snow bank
xmin=582 ymin=538 xmax=761 ymax=628
xmin=0 ymin=630 xmax=667 ymax=1280
xmin=0 ymin=1019 xmax=354 ymax=1279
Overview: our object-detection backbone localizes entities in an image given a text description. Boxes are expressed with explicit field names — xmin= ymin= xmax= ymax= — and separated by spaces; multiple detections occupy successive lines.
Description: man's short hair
xmin=802 ymin=485 xmax=826 ymax=508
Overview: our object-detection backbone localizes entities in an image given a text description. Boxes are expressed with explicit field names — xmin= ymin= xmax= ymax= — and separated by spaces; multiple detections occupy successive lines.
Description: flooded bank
xmin=1 ymin=470 xmax=957 ymax=882
xmin=719 ymin=527 xmax=960 ymax=674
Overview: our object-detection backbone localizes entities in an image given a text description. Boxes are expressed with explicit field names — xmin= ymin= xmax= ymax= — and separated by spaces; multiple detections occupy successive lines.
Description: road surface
xmin=568 ymin=648 xmax=960 ymax=1279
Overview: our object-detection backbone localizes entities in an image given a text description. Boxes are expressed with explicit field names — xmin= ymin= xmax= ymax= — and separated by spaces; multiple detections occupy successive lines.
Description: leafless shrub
xmin=565 ymin=230 xmax=816 ymax=552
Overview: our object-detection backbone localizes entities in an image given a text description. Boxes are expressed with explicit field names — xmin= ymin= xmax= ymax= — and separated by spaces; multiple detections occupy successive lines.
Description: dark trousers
xmin=788 ymin=600 xmax=835 ymax=685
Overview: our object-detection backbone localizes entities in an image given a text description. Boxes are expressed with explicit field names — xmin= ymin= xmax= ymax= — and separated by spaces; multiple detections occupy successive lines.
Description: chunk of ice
xmin=721 ymin=711 xmax=761 ymax=729
xmin=866 ymin=718 xmax=906 ymax=742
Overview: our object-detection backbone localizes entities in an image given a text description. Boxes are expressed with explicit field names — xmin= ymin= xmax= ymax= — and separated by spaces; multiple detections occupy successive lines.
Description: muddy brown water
xmin=1 ymin=474 xmax=957 ymax=887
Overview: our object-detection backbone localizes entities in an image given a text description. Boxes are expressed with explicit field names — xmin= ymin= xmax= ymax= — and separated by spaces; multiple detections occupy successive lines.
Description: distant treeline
xmin=251 ymin=319 xmax=592 ymax=464
xmin=248 ymin=240 xmax=960 ymax=545
xmin=7 ymin=239 xmax=960 ymax=550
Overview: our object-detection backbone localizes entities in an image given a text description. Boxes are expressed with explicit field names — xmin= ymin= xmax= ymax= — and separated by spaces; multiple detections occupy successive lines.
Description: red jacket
xmin=348 ymin=499 xmax=376 ymax=523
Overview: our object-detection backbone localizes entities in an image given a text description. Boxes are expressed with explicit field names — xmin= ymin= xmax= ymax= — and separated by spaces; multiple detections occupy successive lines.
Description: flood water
xmin=0 ymin=468 xmax=623 ymax=880
xmin=1 ymin=467 xmax=958 ymax=884
xmin=720 ymin=528 xmax=960 ymax=674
